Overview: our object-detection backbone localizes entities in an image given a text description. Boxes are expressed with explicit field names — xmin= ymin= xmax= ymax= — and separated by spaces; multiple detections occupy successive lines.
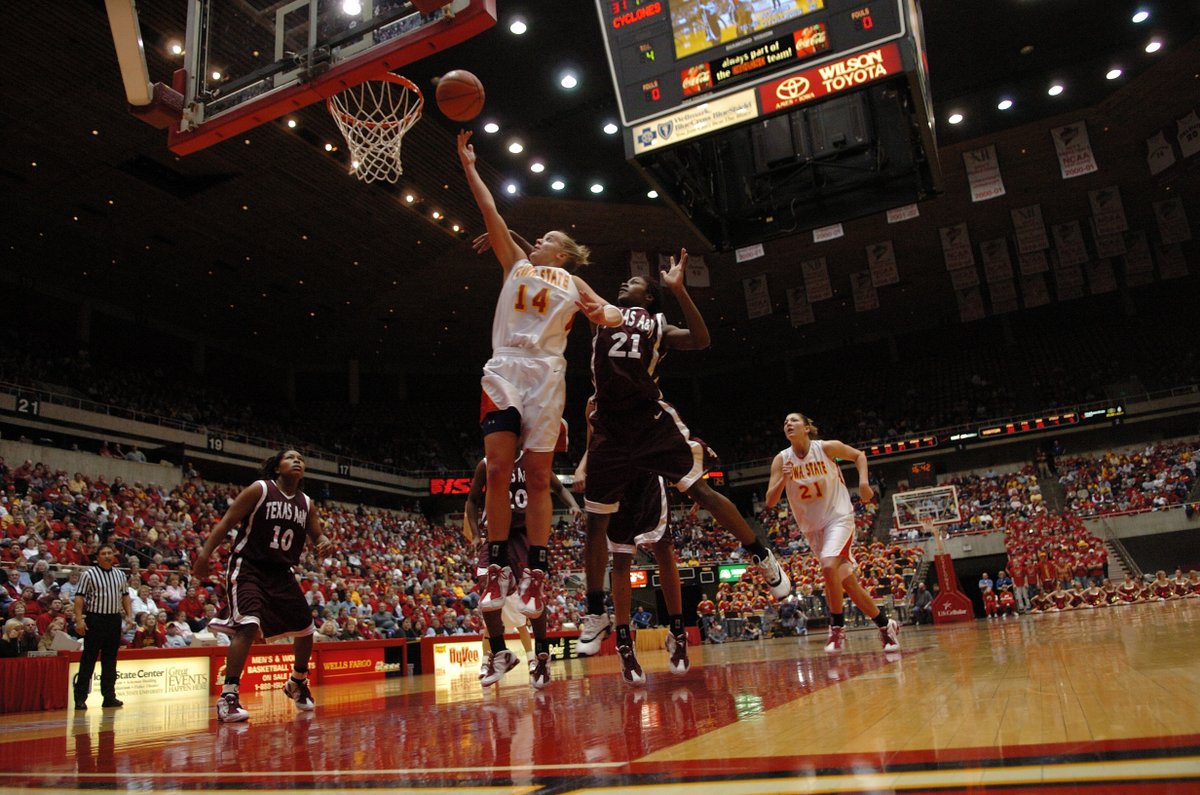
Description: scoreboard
xmin=596 ymin=0 xmax=916 ymax=128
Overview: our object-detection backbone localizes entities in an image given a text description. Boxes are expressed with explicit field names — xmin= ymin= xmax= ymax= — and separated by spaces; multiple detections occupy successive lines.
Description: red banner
xmin=317 ymin=646 xmax=385 ymax=685
xmin=758 ymin=42 xmax=904 ymax=114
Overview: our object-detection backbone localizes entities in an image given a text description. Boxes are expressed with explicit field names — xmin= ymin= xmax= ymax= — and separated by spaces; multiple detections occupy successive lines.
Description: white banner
xmin=886 ymin=204 xmax=920 ymax=224
xmin=1178 ymin=110 xmax=1200 ymax=159
xmin=1123 ymin=231 xmax=1154 ymax=285
xmin=866 ymin=241 xmax=899 ymax=286
xmin=963 ymin=144 xmax=1006 ymax=202
xmin=940 ymin=223 xmax=975 ymax=270
xmin=743 ymin=275 xmax=773 ymax=319
xmin=988 ymin=279 xmax=1018 ymax=314
xmin=980 ymin=238 xmax=1014 ymax=283
xmin=1146 ymin=130 xmax=1176 ymax=175
xmin=787 ymin=287 xmax=815 ymax=326
xmin=1154 ymin=198 xmax=1192 ymax=245
xmin=632 ymin=87 xmax=759 ymax=154
xmin=629 ymin=251 xmax=652 ymax=279
xmin=1018 ymin=249 xmax=1049 ymax=275
xmin=1051 ymin=121 xmax=1099 ymax=179
xmin=735 ymin=243 xmax=765 ymax=263
xmin=1157 ymin=244 xmax=1189 ymax=280
xmin=1052 ymin=221 xmax=1088 ymax=268
xmin=1089 ymin=186 xmax=1128 ymax=235
xmin=813 ymin=223 xmax=845 ymax=243
xmin=1021 ymin=274 xmax=1050 ymax=308
xmin=685 ymin=254 xmax=710 ymax=287
xmin=1087 ymin=259 xmax=1118 ymax=294
xmin=949 ymin=266 xmax=980 ymax=289
xmin=956 ymin=286 xmax=985 ymax=322
xmin=801 ymin=257 xmax=833 ymax=301
xmin=1011 ymin=204 xmax=1050 ymax=253
xmin=850 ymin=271 xmax=879 ymax=312
xmin=1090 ymin=218 xmax=1127 ymax=258
xmin=69 ymin=656 xmax=210 ymax=704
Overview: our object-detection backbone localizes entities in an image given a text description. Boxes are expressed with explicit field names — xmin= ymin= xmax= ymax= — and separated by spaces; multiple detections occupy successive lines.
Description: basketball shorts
xmin=584 ymin=400 xmax=711 ymax=511
xmin=802 ymin=514 xmax=857 ymax=563
xmin=480 ymin=349 xmax=566 ymax=452
xmin=208 ymin=555 xmax=314 ymax=642
xmin=607 ymin=474 xmax=671 ymax=555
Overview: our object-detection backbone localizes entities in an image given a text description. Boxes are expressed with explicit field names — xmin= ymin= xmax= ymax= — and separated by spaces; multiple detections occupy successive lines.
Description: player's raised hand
xmin=577 ymin=293 xmax=621 ymax=326
xmin=472 ymin=232 xmax=492 ymax=254
xmin=456 ymin=130 xmax=476 ymax=169
xmin=661 ymin=248 xmax=688 ymax=291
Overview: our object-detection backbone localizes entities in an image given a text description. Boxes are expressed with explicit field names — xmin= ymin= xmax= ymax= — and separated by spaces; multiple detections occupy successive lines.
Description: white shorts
xmin=482 ymin=349 xmax=566 ymax=452
xmin=803 ymin=515 xmax=857 ymax=563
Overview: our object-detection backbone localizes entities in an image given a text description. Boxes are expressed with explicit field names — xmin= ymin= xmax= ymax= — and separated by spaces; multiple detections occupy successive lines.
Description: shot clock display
xmin=596 ymin=0 xmax=909 ymax=127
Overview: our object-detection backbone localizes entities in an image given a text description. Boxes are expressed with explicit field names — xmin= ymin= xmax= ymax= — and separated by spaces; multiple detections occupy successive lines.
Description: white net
xmin=327 ymin=75 xmax=423 ymax=184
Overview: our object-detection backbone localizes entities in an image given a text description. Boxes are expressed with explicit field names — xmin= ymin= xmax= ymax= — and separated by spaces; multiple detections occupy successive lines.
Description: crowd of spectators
xmin=1056 ymin=440 xmax=1198 ymax=516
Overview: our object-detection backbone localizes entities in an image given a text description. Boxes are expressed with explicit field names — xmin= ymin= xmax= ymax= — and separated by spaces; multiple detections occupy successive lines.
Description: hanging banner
xmin=956 ymin=286 xmax=985 ymax=322
xmin=1153 ymin=198 xmax=1192 ymax=245
xmin=1018 ymin=249 xmax=1049 ymax=275
xmin=801 ymin=257 xmax=833 ymax=301
xmin=1146 ymin=130 xmax=1176 ymax=175
xmin=813 ymin=223 xmax=845 ymax=243
xmin=1123 ymin=231 xmax=1154 ymax=286
xmin=949 ymin=266 xmax=979 ymax=290
xmin=1021 ymin=274 xmax=1050 ymax=308
xmin=1011 ymin=204 xmax=1050 ymax=253
xmin=850 ymin=271 xmax=879 ymax=312
xmin=1088 ymin=187 xmax=1128 ymax=235
xmin=629 ymin=251 xmax=652 ymax=279
xmin=963 ymin=144 xmax=1006 ymax=202
xmin=979 ymin=238 xmax=1014 ymax=283
xmin=1156 ymin=244 xmax=1189 ymax=280
xmin=685 ymin=254 xmax=710 ymax=287
xmin=866 ymin=241 xmax=899 ymax=286
xmin=988 ymin=279 xmax=1018 ymax=315
xmin=1052 ymin=221 xmax=1088 ymax=268
xmin=1051 ymin=121 xmax=1099 ymax=179
xmin=787 ymin=287 xmax=816 ymax=327
xmin=1087 ymin=260 xmax=1118 ymax=294
xmin=886 ymin=204 xmax=920 ymax=224
xmin=743 ymin=275 xmax=773 ymax=319
xmin=1090 ymin=218 xmax=1127 ymax=259
xmin=735 ymin=243 xmax=765 ymax=263
xmin=1178 ymin=110 xmax=1200 ymax=159
xmin=940 ymin=223 xmax=975 ymax=270
xmin=1054 ymin=262 xmax=1086 ymax=301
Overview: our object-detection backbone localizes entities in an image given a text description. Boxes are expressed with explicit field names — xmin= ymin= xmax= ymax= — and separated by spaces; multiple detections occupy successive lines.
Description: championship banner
xmin=1157 ymin=244 xmax=1189 ymax=280
xmin=70 ymin=656 xmax=210 ymax=704
xmin=1054 ymin=263 xmax=1086 ymax=301
xmin=1145 ymin=130 xmax=1176 ymax=175
xmin=1018 ymin=249 xmax=1049 ymax=275
xmin=800 ymin=257 xmax=833 ymax=301
xmin=956 ymin=286 xmax=985 ymax=322
xmin=787 ymin=287 xmax=815 ymax=327
xmin=629 ymin=251 xmax=652 ymax=279
xmin=1123 ymin=231 xmax=1154 ymax=286
xmin=886 ymin=203 xmax=919 ymax=224
xmin=865 ymin=241 xmax=899 ymax=286
xmin=1154 ymin=198 xmax=1192 ymax=245
xmin=1090 ymin=217 xmax=1127 ymax=259
xmin=1178 ymin=110 xmax=1200 ymax=159
xmin=1087 ymin=259 xmax=1118 ymax=294
xmin=850 ymin=271 xmax=878 ymax=312
xmin=1021 ymin=273 xmax=1050 ymax=308
xmin=980 ymin=238 xmax=1014 ymax=283
xmin=1089 ymin=187 xmax=1128 ymax=235
xmin=1011 ymin=204 xmax=1049 ymax=253
xmin=685 ymin=254 xmax=710 ymax=287
xmin=987 ymin=279 xmax=1018 ymax=314
xmin=743 ymin=275 xmax=773 ymax=319
xmin=948 ymin=266 xmax=979 ymax=290
xmin=1051 ymin=121 xmax=1099 ymax=179
xmin=963 ymin=144 xmax=1006 ymax=202
xmin=940 ymin=223 xmax=975 ymax=270
xmin=1052 ymin=221 xmax=1088 ymax=268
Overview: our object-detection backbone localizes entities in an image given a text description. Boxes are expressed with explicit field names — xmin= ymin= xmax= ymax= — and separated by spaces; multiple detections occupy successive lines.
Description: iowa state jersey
xmin=491 ymin=259 xmax=581 ymax=357
xmin=590 ymin=306 xmax=668 ymax=410
xmin=781 ymin=441 xmax=854 ymax=533
xmin=229 ymin=480 xmax=311 ymax=568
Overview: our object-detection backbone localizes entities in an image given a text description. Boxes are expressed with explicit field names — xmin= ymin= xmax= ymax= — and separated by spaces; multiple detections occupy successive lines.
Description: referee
xmin=73 ymin=544 xmax=132 ymax=710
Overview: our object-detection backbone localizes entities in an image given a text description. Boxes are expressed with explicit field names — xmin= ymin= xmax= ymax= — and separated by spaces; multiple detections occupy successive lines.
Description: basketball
xmin=435 ymin=69 xmax=485 ymax=122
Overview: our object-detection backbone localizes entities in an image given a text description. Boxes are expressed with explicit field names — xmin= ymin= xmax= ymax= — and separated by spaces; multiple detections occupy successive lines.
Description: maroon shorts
xmin=208 ymin=555 xmax=313 ymax=641
xmin=476 ymin=523 xmax=529 ymax=575
xmin=607 ymin=474 xmax=671 ymax=554
xmin=585 ymin=400 xmax=715 ymax=510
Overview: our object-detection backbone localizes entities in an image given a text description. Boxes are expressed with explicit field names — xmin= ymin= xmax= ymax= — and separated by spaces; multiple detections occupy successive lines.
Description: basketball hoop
xmin=327 ymin=74 xmax=423 ymax=184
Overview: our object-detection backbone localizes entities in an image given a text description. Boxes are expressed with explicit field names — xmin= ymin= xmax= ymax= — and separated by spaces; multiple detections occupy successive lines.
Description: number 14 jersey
xmin=229 ymin=480 xmax=311 ymax=568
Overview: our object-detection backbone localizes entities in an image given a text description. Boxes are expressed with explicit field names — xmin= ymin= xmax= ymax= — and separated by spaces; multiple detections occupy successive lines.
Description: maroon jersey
xmin=590 ymin=306 xmax=668 ymax=414
xmin=230 ymin=480 xmax=311 ymax=568
xmin=481 ymin=456 xmax=529 ymax=532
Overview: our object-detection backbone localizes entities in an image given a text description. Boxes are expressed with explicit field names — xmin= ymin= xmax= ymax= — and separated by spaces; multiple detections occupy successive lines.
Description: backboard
xmin=892 ymin=485 xmax=959 ymax=531
xmin=166 ymin=0 xmax=496 ymax=153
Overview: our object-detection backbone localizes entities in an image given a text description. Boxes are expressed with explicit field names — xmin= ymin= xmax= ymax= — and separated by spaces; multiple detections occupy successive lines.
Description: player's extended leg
xmin=516 ymin=449 xmax=554 ymax=618
xmin=578 ymin=511 xmax=614 ymax=656
xmin=480 ymin=429 xmax=518 ymax=611
xmin=283 ymin=633 xmax=315 ymax=710
xmin=610 ymin=552 xmax=645 ymax=686
xmin=479 ymin=608 xmax=519 ymax=687
xmin=653 ymin=538 xmax=690 ymax=675
xmin=217 ymin=625 xmax=258 ymax=722
xmin=837 ymin=561 xmax=900 ymax=652
xmin=685 ymin=480 xmax=791 ymax=599
xmin=820 ymin=558 xmax=848 ymax=654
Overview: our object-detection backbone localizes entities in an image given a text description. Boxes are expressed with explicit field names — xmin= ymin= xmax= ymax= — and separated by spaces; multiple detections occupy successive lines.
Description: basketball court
xmin=2 ymin=602 xmax=1197 ymax=793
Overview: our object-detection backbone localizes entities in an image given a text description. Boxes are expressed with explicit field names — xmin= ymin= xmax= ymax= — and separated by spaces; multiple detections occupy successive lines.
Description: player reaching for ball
xmin=456 ymin=129 xmax=622 ymax=684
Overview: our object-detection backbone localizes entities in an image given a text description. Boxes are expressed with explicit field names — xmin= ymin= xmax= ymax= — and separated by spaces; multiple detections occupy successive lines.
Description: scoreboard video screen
xmin=597 ymin=0 xmax=910 ymax=128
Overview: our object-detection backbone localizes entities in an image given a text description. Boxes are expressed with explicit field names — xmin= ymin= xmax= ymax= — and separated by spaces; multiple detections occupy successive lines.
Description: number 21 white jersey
xmin=781 ymin=441 xmax=853 ymax=534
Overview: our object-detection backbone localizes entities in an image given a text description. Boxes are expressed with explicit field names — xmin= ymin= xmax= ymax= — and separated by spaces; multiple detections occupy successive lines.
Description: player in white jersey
xmin=457 ymin=131 xmax=622 ymax=673
xmin=765 ymin=413 xmax=900 ymax=654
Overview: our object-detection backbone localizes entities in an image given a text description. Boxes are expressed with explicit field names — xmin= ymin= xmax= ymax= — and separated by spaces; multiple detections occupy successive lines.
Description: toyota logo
xmin=775 ymin=76 xmax=811 ymax=100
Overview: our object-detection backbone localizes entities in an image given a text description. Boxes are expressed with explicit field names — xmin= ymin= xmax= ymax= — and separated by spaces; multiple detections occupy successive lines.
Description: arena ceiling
xmin=2 ymin=2 xmax=1198 ymax=380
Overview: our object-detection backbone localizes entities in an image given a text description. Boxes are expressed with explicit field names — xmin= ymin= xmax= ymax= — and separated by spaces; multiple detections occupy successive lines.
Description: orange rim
xmin=327 ymin=73 xmax=424 ymax=130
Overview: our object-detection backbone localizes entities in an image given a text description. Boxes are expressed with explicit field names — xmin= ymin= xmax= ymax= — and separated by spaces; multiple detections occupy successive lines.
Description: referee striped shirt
xmin=77 ymin=566 xmax=129 ymax=615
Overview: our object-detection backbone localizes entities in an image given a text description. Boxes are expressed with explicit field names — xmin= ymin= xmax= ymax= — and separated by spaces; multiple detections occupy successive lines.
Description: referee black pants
xmin=75 ymin=613 xmax=122 ymax=700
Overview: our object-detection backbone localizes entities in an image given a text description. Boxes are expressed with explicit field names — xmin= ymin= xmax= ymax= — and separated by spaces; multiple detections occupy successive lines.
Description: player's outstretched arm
xmin=661 ymin=249 xmax=711 ymax=351
xmin=764 ymin=453 xmax=788 ymax=508
xmin=457 ymin=130 xmax=524 ymax=274
xmin=305 ymin=504 xmax=333 ymax=556
xmin=472 ymin=230 xmax=534 ymax=258
xmin=193 ymin=482 xmax=265 ymax=578
xmin=463 ymin=459 xmax=488 ymax=543
xmin=550 ymin=472 xmax=582 ymax=517
xmin=573 ymin=275 xmax=623 ymax=327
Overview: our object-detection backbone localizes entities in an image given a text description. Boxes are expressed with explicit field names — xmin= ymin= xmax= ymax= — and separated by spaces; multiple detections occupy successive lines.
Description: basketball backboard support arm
xmin=104 ymin=0 xmax=154 ymax=106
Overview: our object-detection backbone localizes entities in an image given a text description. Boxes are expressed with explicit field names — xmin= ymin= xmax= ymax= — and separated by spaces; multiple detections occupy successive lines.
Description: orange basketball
xmin=435 ymin=70 xmax=485 ymax=122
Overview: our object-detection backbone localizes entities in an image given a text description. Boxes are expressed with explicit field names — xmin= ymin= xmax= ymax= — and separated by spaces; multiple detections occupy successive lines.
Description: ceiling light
xmin=352 ymin=160 xmax=361 ymax=170
xmin=324 ymin=143 xmax=333 ymax=152
xmin=560 ymin=72 xmax=578 ymax=89
xmin=432 ymin=211 xmax=441 ymax=219
xmin=603 ymin=122 xmax=619 ymax=135
xmin=530 ymin=162 xmax=545 ymax=173
xmin=1145 ymin=39 xmax=1162 ymax=53
xmin=1131 ymin=10 xmax=1150 ymax=23
xmin=948 ymin=113 xmax=963 ymax=125
xmin=509 ymin=18 xmax=527 ymax=34
xmin=647 ymin=190 xmax=658 ymax=199
xmin=483 ymin=122 xmax=500 ymax=134
xmin=997 ymin=98 xmax=1013 ymax=111
xmin=287 ymin=118 xmax=297 ymax=128
xmin=452 ymin=224 xmax=461 ymax=232
xmin=551 ymin=179 xmax=565 ymax=191
xmin=589 ymin=183 xmax=603 ymax=194
xmin=507 ymin=141 xmax=524 ymax=154
xmin=504 ymin=182 xmax=518 ymax=195
xmin=211 ymin=70 xmax=222 ymax=81
xmin=1106 ymin=68 xmax=1123 ymax=80
xmin=1048 ymin=83 xmax=1064 ymax=96
xmin=169 ymin=41 xmax=183 ymax=56
xmin=404 ymin=193 xmax=415 ymax=203
xmin=342 ymin=0 xmax=362 ymax=14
